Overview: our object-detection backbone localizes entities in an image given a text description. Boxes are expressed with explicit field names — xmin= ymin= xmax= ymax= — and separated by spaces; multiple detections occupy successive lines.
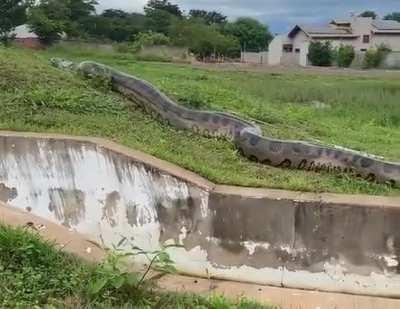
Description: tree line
xmin=0 ymin=0 xmax=273 ymax=58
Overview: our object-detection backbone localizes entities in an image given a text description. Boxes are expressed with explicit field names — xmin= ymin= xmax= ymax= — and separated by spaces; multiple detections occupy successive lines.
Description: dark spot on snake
xmin=352 ymin=155 xmax=362 ymax=164
xmin=249 ymin=155 xmax=259 ymax=162
xmin=249 ymin=135 xmax=261 ymax=146
xmin=277 ymin=159 xmax=292 ymax=168
xmin=334 ymin=151 xmax=341 ymax=159
xmin=366 ymin=173 xmax=376 ymax=181
xmin=360 ymin=158 xmax=374 ymax=168
xmin=262 ymin=159 xmax=272 ymax=165
xmin=298 ymin=159 xmax=307 ymax=169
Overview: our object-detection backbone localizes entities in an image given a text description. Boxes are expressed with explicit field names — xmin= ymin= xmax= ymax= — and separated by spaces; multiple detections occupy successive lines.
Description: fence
xmin=241 ymin=52 xmax=269 ymax=65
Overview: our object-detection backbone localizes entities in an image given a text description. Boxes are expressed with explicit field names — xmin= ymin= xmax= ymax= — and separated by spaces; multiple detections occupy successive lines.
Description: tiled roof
xmin=372 ymin=20 xmax=400 ymax=30
xmin=300 ymin=25 xmax=351 ymax=35
xmin=288 ymin=25 xmax=357 ymax=38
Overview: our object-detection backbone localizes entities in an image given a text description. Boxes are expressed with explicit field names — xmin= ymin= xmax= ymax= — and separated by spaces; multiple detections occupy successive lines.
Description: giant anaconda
xmin=51 ymin=58 xmax=400 ymax=186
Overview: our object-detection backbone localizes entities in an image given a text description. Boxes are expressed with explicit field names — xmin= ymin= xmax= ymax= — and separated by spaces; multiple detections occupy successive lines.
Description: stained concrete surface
xmin=2 ymin=202 xmax=400 ymax=309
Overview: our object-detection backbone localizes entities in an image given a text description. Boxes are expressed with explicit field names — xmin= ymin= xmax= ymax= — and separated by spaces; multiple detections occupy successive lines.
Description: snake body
xmin=51 ymin=59 xmax=400 ymax=186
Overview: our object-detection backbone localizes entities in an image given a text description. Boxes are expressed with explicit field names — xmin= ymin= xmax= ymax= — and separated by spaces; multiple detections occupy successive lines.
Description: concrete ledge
xmin=0 ymin=131 xmax=399 ymax=297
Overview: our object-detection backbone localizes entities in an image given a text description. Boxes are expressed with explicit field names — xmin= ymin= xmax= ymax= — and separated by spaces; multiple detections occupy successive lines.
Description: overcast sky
xmin=96 ymin=0 xmax=399 ymax=33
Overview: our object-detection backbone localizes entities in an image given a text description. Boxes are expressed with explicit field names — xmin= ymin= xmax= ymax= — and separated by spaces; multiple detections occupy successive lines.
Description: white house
xmin=11 ymin=24 xmax=42 ymax=49
xmin=268 ymin=16 xmax=400 ymax=66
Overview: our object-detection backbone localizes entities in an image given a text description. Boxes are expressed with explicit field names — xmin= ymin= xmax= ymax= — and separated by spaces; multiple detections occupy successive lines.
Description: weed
xmin=0 ymin=224 xmax=275 ymax=308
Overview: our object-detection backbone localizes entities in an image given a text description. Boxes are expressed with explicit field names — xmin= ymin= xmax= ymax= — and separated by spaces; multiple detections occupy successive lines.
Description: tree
xmin=0 ymin=0 xmax=32 ymax=45
xmin=144 ymin=0 xmax=182 ymax=35
xmin=81 ymin=11 xmax=146 ymax=42
xmin=27 ymin=0 xmax=69 ymax=45
xmin=64 ymin=0 xmax=97 ymax=37
xmin=27 ymin=0 xmax=97 ymax=42
xmin=102 ymin=9 xmax=129 ymax=19
xmin=359 ymin=11 xmax=377 ymax=19
xmin=308 ymin=41 xmax=334 ymax=67
xmin=188 ymin=10 xmax=227 ymax=25
xmin=144 ymin=0 xmax=182 ymax=17
xmin=384 ymin=12 xmax=400 ymax=23
xmin=224 ymin=17 xmax=272 ymax=51
xmin=336 ymin=44 xmax=355 ymax=68
xmin=169 ymin=19 xmax=240 ymax=58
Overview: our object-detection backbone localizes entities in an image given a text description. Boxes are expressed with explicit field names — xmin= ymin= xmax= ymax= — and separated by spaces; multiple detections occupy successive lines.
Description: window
xmin=283 ymin=44 xmax=293 ymax=52
xmin=363 ymin=35 xmax=370 ymax=44
xmin=295 ymin=48 xmax=301 ymax=53
xmin=360 ymin=48 xmax=367 ymax=52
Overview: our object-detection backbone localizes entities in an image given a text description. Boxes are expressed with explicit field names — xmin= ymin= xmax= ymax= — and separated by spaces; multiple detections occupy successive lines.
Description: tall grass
xmin=0 ymin=46 xmax=398 ymax=195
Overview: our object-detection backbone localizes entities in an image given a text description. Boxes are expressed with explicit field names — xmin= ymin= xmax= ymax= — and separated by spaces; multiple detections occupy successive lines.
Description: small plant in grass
xmin=88 ymin=240 xmax=177 ymax=302
xmin=336 ymin=44 xmax=355 ymax=68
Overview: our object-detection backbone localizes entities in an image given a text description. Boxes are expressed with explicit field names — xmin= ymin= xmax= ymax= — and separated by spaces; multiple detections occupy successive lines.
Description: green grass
xmin=0 ymin=45 xmax=399 ymax=196
xmin=0 ymin=224 xmax=274 ymax=308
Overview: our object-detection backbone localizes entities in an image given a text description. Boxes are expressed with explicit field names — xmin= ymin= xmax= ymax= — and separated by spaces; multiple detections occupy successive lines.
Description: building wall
xmin=268 ymin=35 xmax=284 ymax=65
xmin=349 ymin=17 xmax=374 ymax=51
xmin=14 ymin=38 xmax=43 ymax=49
xmin=292 ymin=31 xmax=310 ymax=51
xmin=382 ymin=52 xmax=400 ymax=69
xmin=372 ymin=34 xmax=400 ymax=51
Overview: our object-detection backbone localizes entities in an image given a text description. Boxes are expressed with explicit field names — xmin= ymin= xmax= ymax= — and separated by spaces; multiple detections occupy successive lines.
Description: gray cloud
xmin=96 ymin=0 xmax=399 ymax=33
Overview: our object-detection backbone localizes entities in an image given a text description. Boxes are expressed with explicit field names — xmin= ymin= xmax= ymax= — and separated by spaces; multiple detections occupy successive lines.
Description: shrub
xmin=363 ymin=44 xmax=392 ymax=69
xmin=130 ymin=31 xmax=170 ymax=53
xmin=336 ymin=44 xmax=355 ymax=68
xmin=308 ymin=41 xmax=334 ymax=67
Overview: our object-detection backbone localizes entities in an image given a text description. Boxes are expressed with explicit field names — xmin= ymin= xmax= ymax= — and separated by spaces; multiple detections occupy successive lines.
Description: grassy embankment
xmin=0 ymin=44 xmax=399 ymax=195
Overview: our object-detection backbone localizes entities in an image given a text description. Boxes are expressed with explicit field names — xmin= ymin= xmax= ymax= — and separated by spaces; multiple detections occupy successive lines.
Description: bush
xmin=169 ymin=19 xmax=240 ymax=59
xmin=363 ymin=44 xmax=391 ymax=69
xmin=336 ymin=44 xmax=355 ymax=68
xmin=308 ymin=41 xmax=334 ymax=67
xmin=130 ymin=31 xmax=170 ymax=53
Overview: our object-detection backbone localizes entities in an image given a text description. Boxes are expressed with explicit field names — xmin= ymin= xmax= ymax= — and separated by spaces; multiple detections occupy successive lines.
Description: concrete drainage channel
xmin=0 ymin=131 xmax=400 ymax=301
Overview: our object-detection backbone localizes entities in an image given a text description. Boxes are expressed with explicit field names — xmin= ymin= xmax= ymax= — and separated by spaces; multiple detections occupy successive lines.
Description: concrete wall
xmin=242 ymin=52 xmax=269 ymax=65
xmin=382 ymin=52 xmax=400 ymax=69
xmin=268 ymin=35 xmax=284 ymax=65
xmin=373 ymin=35 xmax=400 ymax=52
xmin=1 ymin=132 xmax=400 ymax=297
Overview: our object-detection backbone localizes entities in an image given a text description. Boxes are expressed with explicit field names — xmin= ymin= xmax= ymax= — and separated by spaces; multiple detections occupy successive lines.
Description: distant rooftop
xmin=288 ymin=24 xmax=357 ymax=38
xmin=12 ymin=25 xmax=38 ymax=39
xmin=372 ymin=20 xmax=400 ymax=31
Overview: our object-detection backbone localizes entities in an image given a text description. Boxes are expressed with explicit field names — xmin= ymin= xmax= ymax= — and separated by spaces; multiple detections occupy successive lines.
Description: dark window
xmin=283 ymin=44 xmax=293 ymax=52
xmin=295 ymin=48 xmax=301 ymax=53
xmin=360 ymin=48 xmax=367 ymax=52
xmin=363 ymin=35 xmax=370 ymax=43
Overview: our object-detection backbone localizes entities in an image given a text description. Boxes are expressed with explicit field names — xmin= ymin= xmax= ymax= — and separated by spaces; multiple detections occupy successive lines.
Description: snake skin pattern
xmin=51 ymin=58 xmax=400 ymax=186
